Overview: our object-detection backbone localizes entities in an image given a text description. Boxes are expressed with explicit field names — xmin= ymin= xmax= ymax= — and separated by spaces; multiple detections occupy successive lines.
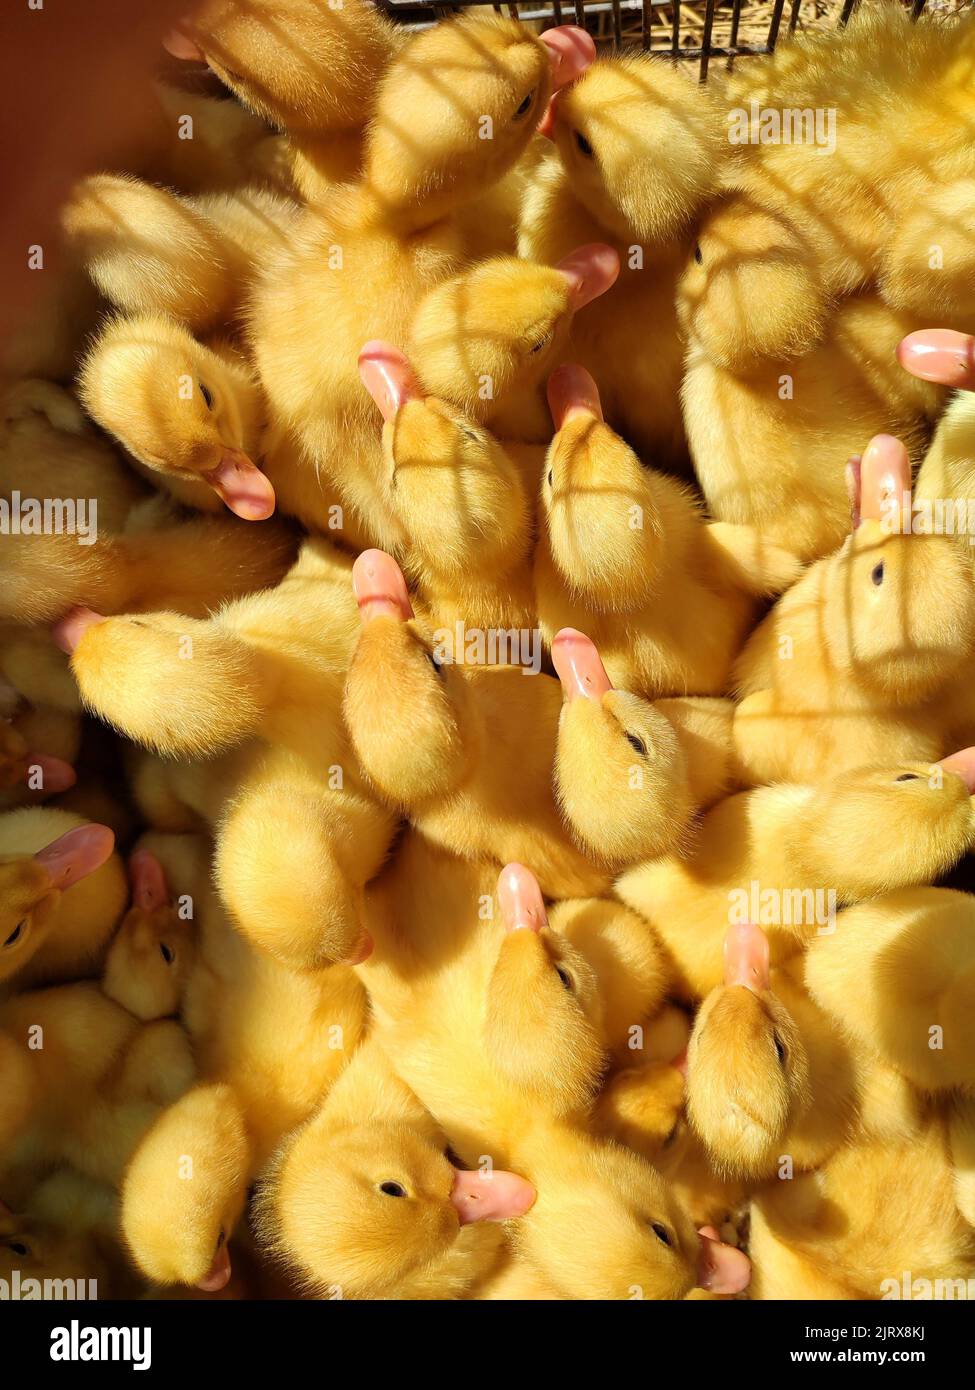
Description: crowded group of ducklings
xmin=4 ymin=0 xmax=975 ymax=1301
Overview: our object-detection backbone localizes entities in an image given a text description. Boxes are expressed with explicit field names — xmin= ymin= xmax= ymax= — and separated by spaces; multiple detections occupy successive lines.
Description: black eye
xmin=547 ymin=469 xmax=553 ymax=488
xmin=625 ymin=732 xmax=647 ymax=757
xmin=3 ymin=920 xmax=26 ymax=948
xmin=199 ymin=382 xmax=213 ymax=410
xmin=555 ymin=965 xmax=573 ymax=992
xmin=896 ymin=772 xmax=920 ymax=782
xmin=160 ymin=942 xmax=174 ymax=964
xmin=693 ymin=243 xmax=703 ymax=265
xmin=426 ymin=649 xmax=444 ymax=677
xmin=529 ymin=340 xmax=546 ymax=355
xmin=514 ymin=88 xmax=536 ymax=119
xmin=574 ymin=129 xmax=594 ymax=158
xmin=7 ymin=1240 xmax=29 ymax=1257
xmin=662 ymin=1122 xmax=681 ymax=1151
xmin=650 ymin=1222 xmax=673 ymax=1248
xmin=773 ymin=1032 xmax=787 ymax=1065
xmin=461 ymin=427 xmax=480 ymax=443
xmin=215 ymin=1228 xmax=226 ymax=1249
xmin=379 ymin=1181 xmax=407 ymax=1198
xmin=871 ymin=560 xmax=885 ymax=586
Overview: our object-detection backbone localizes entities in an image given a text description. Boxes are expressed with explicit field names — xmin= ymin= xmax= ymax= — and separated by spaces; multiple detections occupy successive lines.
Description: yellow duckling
xmin=617 ymin=747 xmax=975 ymax=1001
xmin=249 ymin=14 xmax=593 ymax=551
xmin=519 ymin=52 xmax=725 ymax=466
xmin=732 ymin=435 xmax=975 ymax=784
xmin=116 ymin=832 xmax=366 ymax=1291
xmin=359 ymin=840 xmax=750 ymax=1298
xmin=345 ymin=553 xmax=735 ymax=895
xmin=0 ymin=808 xmax=122 ymax=989
xmin=536 ymin=364 xmax=801 ymax=696
xmin=254 ymin=1039 xmax=532 ymax=1300
xmin=55 ymin=540 xmax=395 ymax=968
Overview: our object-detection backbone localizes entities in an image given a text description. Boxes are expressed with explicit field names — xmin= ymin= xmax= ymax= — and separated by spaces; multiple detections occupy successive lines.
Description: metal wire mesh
xmin=377 ymin=0 xmax=971 ymax=80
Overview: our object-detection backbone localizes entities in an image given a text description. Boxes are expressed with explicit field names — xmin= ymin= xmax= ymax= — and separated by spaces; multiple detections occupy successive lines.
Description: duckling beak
xmin=51 ymin=605 xmax=107 ymax=655
xmin=555 ymin=244 xmax=621 ymax=312
xmin=696 ymin=1227 xmax=751 ymax=1295
xmin=539 ymin=27 xmax=597 ymax=93
xmin=449 ymin=1167 xmax=536 ymax=1224
xmin=352 ymin=550 xmax=414 ymax=623
xmin=547 ymin=362 xmax=603 ymax=430
xmin=195 ymin=1242 xmax=232 ymax=1292
xmin=722 ymin=923 xmax=770 ymax=993
xmin=18 ymin=754 xmax=76 ymax=796
xmin=938 ymin=746 xmax=975 ymax=796
xmin=552 ymin=628 xmax=613 ymax=703
xmin=497 ymin=863 xmax=546 ymax=933
xmin=345 ymin=929 xmax=374 ymax=965
xmin=897 ymin=328 xmax=975 ymax=390
xmin=858 ymin=433 xmax=911 ymax=527
xmin=128 ymin=849 xmax=170 ymax=912
xmin=204 ymin=451 xmax=276 ymax=521
xmin=358 ymin=341 xmax=424 ymax=423
xmin=33 ymin=823 xmax=115 ymax=892
xmin=162 ymin=28 xmax=206 ymax=62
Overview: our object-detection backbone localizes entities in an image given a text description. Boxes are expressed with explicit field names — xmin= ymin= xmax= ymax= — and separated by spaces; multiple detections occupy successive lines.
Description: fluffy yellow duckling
xmin=536 ymin=364 xmax=801 ymax=695
xmin=116 ymin=832 xmax=366 ymax=1291
xmin=249 ymin=15 xmax=594 ymax=551
xmin=55 ymin=540 xmax=395 ymax=968
xmin=63 ymin=175 xmax=299 ymax=334
xmin=77 ymin=314 xmax=276 ymax=519
xmin=616 ymin=747 xmax=975 ymax=1000
xmin=254 ymin=1039 xmax=533 ymax=1300
xmin=679 ymin=282 xmax=946 ymax=564
xmin=345 ymin=553 xmax=736 ymax=895
xmin=805 ymin=886 xmax=975 ymax=1096
xmin=518 ymin=53 xmax=725 ymax=466
xmin=0 ymin=808 xmax=122 ymax=989
xmin=732 ymin=435 xmax=975 ymax=784
xmin=749 ymin=1121 xmax=975 ymax=1301
xmin=359 ymin=840 xmax=750 ymax=1298
xmin=0 ymin=1170 xmax=137 ymax=1299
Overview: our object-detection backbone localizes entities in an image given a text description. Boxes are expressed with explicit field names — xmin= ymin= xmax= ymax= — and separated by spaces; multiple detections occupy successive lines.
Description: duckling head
xmin=344 ymin=550 xmax=473 ymax=806
xmin=121 ymin=1084 xmax=248 ymax=1292
xmin=515 ymin=1129 xmax=750 ymax=1299
xmin=363 ymin=18 xmax=593 ymax=228
xmin=409 ymin=246 xmax=619 ymax=421
xmin=547 ymin=54 xmax=724 ymax=244
xmin=686 ymin=924 xmax=809 ymax=1178
xmin=0 ymin=720 xmax=76 ymax=801
xmin=0 ymin=1197 xmax=109 ymax=1292
xmin=102 ymin=851 xmax=196 ymax=1022
xmin=541 ymin=364 xmax=674 ymax=608
xmin=593 ymin=1059 xmax=688 ymax=1162
xmin=795 ymin=749 xmax=975 ymax=898
xmin=358 ymin=342 xmax=530 ymax=580
xmin=257 ymin=1114 xmax=534 ymax=1299
xmin=825 ymin=436 xmax=975 ymax=702
xmin=165 ymin=0 xmax=397 ymax=135
xmin=78 ymin=316 xmax=274 ymax=520
xmin=552 ymin=629 xmax=692 ymax=867
xmin=677 ymin=190 xmax=827 ymax=370
xmin=484 ymin=864 xmax=606 ymax=1116
xmin=0 ymin=822 xmax=115 ymax=984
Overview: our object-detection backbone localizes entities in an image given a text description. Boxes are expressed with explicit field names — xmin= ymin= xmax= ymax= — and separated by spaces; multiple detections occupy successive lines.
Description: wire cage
xmin=377 ymin=0 xmax=968 ymax=79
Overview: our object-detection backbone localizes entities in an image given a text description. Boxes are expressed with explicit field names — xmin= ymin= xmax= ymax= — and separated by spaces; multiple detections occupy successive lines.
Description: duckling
xmin=536 ymin=364 xmax=802 ymax=695
xmin=749 ymin=1122 xmax=975 ymax=1301
xmin=248 ymin=15 xmax=595 ymax=551
xmin=63 ymin=175 xmax=300 ymax=334
xmin=732 ymin=434 xmax=975 ymax=784
xmin=55 ymin=539 xmax=396 ymax=968
xmin=254 ymin=1039 xmax=532 ymax=1300
xmin=0 ymin=709 xmax=76 ymax=812
xmin=518 ymin=52 xmax=726 ymax=466
xmin=616 ymin=747 xmax=975 ymax=1000
xmin=344 ymin=553 xmax=735 ymax=895
xmin=805 ymin=886 xmax=975 ymax=1095
xmin=680 ymin=280 xmax=946 ymax=563
xmin=0 ymin=1169 xmax=135 ymax=1299
xmin=0 ymin=808 xmax=123 ymax=989
xmin=116 ymin=831 xmax=366 ymax=1290
xmin=359 ymin=838 xmax=749 ymax=1299
xmin=77 ymin=315 xmax=275 ymax=519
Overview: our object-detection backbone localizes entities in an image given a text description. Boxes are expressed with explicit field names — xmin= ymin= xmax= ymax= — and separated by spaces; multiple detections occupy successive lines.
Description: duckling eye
xmin=662 ymin=1121 xmax=681 ymax=1151
xmin=547 ymin=469 xmax=553 ymax=488
xmin=6 ymin=1240 xmax=29 ymax=1257
xmin=514 ymin=88 xmax=536 ymax=119
xmin=426 ymin=649 xmax=444 ymax=678
xmin=3 ymin=920 xmax=26 ymax=948
xmin=871 ymin=560 xmax=885 ymax=586
xmin=772 ymin=1032 xmax=787 ymax=1065
xmin=159 ymin=942 xmax=175 ymax=964
xmin=574 ymin=129 xmax=594 ymax=159
xmin=650 ymin=1222 xmax=673 ymax=1248
xmin=215 ymin=1228 xmax=226 ymax=1249
xmin=896 ymin=772 xmax=920 ymax=782
xmin=555 ymin=965 xmax=574 ymax=992
xmin=198 ymin=382 xmax=214 ymax=410
xmin=693 ymin=244 xmax=703 ymax=265
xmin=379 ymin=1181 xmax=408 ymax=1198
xmin=625 ymin=732 xmax=647 ymax=757
xmin=461 ymin=426 xmax=480 ymax=443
